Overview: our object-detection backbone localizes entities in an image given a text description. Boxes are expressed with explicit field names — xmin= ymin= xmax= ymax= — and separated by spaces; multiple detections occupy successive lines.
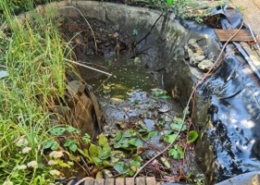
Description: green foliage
xmin=132 ymin=28 xmax=138 ymax=36
xmin=187 ymin=130 xmax=199 ymax=144
xmin=0 ymin=0 xmax=60 ymax=15
xmin=0 ymin=0 xmax=76 ymax=183
xmin=170 ymin=117 xmax=187 ymax=131
xmin=151 ymin=88 xmax=171 ymax=99
xmin=168 ymin=145 xmax=184 ymax=159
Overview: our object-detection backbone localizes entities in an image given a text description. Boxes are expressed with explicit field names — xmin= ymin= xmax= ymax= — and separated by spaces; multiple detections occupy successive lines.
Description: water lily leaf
xmin=123 ymin=129 xmax=136 ymax=137
xmin=168 ymin=145 xmax=184 ymax=160
xmin=128 ymin=138 xmax=143 ymax=147
xmin=151 ymin=88 xmax=170 ymax=99
xmin=111 ymin=150 xmax=125 ymax=163
xmin=160 ymin=130 xmax=173 ymax=136
xmin=114 ymin=139 xmax=129 ymax=149
xmin=89 ymin=144 xmax=100 ymax=158
xmin=149 ymin=130 xmax=158 ymax=137
xmin=164 ymin=134 xmax=178 ymax=144
xmin=111 ymin=131 xmax=122 ymax=142
xmin=114 ymin=162 xmax=129 ymax=174
xmin=92 ymin=157 xmax=103 ymax=166
xmin=173 ymin=116 xmax=183 ymax=124
xmin=141 ymin=130 xmax=158 ymax=140
xmin=129 ymin=160 xmax=141 ymax=172
xmin=98 ymin=133 xmax=108 ymax=146
xmin=160 ymin=157 xmax=171 ymax=168
xmin=133 ymin=29 xmax=138 ymax=36
xmin=187 ymin=130 xmax=199 ymax=144
xmin=132 ymin=155 xmax=143 ymax=162
xmin=170 ymin=123 xmax=187 ymax=131
xmin=99 ymin=150 xmax=110 ymax=160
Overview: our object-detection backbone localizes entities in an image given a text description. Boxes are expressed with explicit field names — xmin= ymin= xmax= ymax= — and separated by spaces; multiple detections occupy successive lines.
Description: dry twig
xmin=64 ymin=58 xmax=112 ymax=76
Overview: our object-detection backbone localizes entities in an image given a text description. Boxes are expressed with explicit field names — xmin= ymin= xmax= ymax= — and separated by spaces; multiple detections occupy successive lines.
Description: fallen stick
xmin=64 ymin=58 xmax=112 ymax=76
xmin=133 ymin=22 xmax=244 ymax=179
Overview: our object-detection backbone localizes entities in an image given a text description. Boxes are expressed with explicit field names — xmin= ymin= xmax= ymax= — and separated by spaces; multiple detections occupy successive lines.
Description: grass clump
xmin=0 ymin=2 xmax=76 ymax=184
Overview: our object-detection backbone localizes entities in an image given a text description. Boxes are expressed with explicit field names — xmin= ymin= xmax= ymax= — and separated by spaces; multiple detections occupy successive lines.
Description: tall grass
xmin=0 ymin=1 xmax=75 ymax=184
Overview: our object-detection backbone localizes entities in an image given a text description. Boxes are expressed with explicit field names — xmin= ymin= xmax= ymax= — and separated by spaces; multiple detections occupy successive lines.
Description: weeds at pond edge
xmin=0 ymin=2 xmax=78 ymax=184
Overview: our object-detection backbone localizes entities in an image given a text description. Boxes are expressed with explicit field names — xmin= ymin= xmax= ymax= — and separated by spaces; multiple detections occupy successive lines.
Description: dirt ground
xmin=230 ymin=0 xmax=260 ymax=37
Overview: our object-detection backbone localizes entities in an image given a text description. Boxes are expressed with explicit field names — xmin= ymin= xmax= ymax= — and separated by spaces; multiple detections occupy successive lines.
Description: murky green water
xmin=84 ymin=58 xmax=158 ymax=99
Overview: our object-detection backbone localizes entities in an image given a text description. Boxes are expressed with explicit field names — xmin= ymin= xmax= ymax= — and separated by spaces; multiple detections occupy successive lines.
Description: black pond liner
xmin=4 ymin=1 xmax=260 ymax=184
xmin=180 ymin=4 xmax=260 ymax=185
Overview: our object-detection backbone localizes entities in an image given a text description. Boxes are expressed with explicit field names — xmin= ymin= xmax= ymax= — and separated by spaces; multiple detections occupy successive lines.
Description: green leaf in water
xmin=164 ymin=134 xmax=178 ymax=144
xmin=114 ymin=161 xmax=129 ymax=174
xmin=170 ymin=123 xmax=187 ymax=131
xmin=92 ymin=156 xmax=103 ymax=166
xmin=128 ymin=138 xmax=143 ymax=147
xmin=99 ymin=150 xmax=110 ymax=160
xmin=114 ymin=139 xmax=129 ymax=149
xmin=187 ymin=130 xmax=199 ymax=144
xmin=173 ymin=116 xmax=183 ymax=124
xmin=132 ymin=154 xmax=143 ymax=162
xmin=133 ymin=29 xmax=138 ymax=36
xmin=98 ymin=133 xmax=108 ymax=146
xmin=89 ymin=144 xmax=100 ymax=158
xmin=168 ymin=145 xmax=184 ymax=160
xmin=111 ymin=150 xmax=126 ymax=163
xmin=111 ymin=131 xmax=122 ymax=142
